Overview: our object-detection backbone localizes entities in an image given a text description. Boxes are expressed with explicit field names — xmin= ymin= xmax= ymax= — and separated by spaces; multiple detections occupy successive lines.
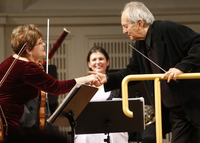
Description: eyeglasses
xmin=35 ymin=40 xmax=45 ymax=46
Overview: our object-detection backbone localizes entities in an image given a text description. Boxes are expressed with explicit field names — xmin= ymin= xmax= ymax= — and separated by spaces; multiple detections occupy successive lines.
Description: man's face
xmin=121 ymin=10 xmax=142 ymax=41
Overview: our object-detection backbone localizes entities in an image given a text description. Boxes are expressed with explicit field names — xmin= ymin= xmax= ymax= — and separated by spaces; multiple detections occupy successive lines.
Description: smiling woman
xmin=75 ymin=46 xmax=129 ymax=143
xmin=87 ymin=46 xmax=109 ymax=74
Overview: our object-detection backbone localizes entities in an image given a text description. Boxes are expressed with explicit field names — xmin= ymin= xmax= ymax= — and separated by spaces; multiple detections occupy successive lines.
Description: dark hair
xmin=87 ymin=46 xmax=110 ymax=72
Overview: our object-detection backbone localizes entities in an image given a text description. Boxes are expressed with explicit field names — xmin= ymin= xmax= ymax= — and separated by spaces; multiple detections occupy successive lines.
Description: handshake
xmin=75 ymin=71 xmax=107 ymax=87
xmin=87 ymin=71 xmax=107 ymax=87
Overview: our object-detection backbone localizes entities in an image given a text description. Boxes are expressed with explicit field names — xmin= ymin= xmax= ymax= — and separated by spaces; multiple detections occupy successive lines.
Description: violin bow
xmin=46 ymin=19 xmax=50 ymax=74
xmin=39 ymin=19 xmax=51 ymax=131
xmin=45 ymin=19 xmax=51 ymax=117
xmin=0 ymin=43 xmax=27 ymax=88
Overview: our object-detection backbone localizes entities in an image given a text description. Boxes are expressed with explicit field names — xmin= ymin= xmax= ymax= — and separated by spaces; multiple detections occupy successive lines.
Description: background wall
xmin=0 ymin=0 xmax=200 ymax=142
xmin=0 ymin=0 xmax=200 ymax=78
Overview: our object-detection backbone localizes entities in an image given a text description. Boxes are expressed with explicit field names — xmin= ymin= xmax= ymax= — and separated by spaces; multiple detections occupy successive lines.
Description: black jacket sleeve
xmin=104 ymin=48 xmax=141 ymax=92
xmin=159 ymin=20 xmax=200 ymax=72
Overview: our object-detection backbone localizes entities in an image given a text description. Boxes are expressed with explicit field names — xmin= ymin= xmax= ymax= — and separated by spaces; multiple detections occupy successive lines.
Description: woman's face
xmin=88 ymin=51 xmax=109 ymax=74
xmin=31 ymin=37 xmax=46 ymax=61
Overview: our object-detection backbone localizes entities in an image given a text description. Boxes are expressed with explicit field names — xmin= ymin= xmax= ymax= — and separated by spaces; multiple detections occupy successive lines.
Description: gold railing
xmin=121 ymin=73 xmax=200 ymax=143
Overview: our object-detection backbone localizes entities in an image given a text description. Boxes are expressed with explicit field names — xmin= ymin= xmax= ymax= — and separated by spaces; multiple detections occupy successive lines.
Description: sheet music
xmin=47 ymin=83 xmax=81 ymax=123
xmin=47 ymin=83 xmax=98 ymax=126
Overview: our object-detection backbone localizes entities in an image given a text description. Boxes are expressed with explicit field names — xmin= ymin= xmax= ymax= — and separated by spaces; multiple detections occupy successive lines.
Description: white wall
xmin=0 ymin=0 xmax=200 ymax=79
xmin=1 ymin=1 xmax=199 ymax=141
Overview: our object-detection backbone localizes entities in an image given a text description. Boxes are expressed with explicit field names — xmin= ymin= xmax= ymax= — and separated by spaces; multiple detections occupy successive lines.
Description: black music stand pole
xmin=103 ymin=120 xmax=112 ymax=143
xmin=66 ymin=111 xmax=76 ymax=143
xmin=104 ymin=133 xmax=110 ymax=143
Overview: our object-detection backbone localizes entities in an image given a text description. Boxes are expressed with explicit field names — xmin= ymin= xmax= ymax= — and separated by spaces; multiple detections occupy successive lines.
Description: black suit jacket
xmin=104 ymin=20 xmax=200 ymax=127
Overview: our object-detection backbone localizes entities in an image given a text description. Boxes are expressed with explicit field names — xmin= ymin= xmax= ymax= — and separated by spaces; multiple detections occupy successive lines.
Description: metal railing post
xmin=121 ymin=73 xmax=200 ymax=143
xmin=154 ymin=77 xmax=162 ymax=142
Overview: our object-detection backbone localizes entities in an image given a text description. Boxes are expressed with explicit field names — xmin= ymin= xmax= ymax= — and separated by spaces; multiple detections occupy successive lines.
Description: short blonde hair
xmin=11 ymin=24 xmax=42 ymax=57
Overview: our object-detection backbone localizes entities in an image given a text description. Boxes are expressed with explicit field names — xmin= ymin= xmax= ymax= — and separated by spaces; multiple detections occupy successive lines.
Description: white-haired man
xmin=90 ymin=1 xmax=200 ymax=143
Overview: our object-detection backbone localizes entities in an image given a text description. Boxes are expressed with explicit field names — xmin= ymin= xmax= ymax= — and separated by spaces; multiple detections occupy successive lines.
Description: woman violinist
xmin=0 ymin=24 xmax=100 ymax=136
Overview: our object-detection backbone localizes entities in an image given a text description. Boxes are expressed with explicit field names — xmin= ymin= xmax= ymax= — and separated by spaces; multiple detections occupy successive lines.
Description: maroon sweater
xmin=0 ymin=56 xmax=76 ymax=130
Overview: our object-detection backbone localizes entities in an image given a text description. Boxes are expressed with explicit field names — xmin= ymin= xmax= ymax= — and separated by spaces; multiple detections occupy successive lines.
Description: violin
xmin=39 ymin=91 xmax=46 ymax=130
xmin=36 ymin=59 xmax=47 ymax=130
xmin=0 ymin=115 xmax=3 ymax=141
xmin=0 ymin=43 xmax=26 ymax=139
xmin=0 ymin=106 xmax=7 ymax=141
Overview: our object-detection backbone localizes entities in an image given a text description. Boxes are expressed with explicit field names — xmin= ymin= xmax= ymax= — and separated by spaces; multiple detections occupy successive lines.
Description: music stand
xmin=75 ymin=98 xmax=145 ymax=143
xmin=47 ymin=84 xmax=98 ymax=143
